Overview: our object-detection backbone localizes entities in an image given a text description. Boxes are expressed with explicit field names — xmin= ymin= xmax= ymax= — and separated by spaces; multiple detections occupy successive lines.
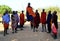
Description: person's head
xmin=48 ymin=11 xmax=51 ymax=14
xmin=42 ymin=9 xmax=45 ymax=12
xmin=11 ymin=15 xmax=14 ymax=18
xmin=3 ymin=13 xmax=6 ymax=15
xmin=28 ymin=3 xmax=30 ymax=7
xmin=3 ymin=10 xmax=8 ymax=15
xmin=22 ymin=10 xmax=24 ymax=14
xmin=12 ymin=11 xmax=15 ymax=14
xmin=5 ymin=10 xmax=8 ymax=14
xmin=54 ymin=11 xmax=57 ymax=15
xmin=36 ymin=10 xmax=38 ymax=13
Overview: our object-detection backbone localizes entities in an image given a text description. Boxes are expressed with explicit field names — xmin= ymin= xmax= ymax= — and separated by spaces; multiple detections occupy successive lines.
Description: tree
xmin=0 ymin=5 xmax=12 ymax=14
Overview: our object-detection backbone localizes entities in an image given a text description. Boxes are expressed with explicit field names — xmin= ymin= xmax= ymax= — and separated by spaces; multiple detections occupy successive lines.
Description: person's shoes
xmin=12 ymin=32 xmax=14 ymax=34
xmin=47 ymin=31 xmax=51 ymax=33
xmin=54 ymin=35 xmax=57 ymax=39
xmin=33 ymin=29 xmax=35 ymax=32
xmin=42 ymin=30 xmax=44 ymax=32
xmin=31 ymin=27 xmax=33 ymax=30
xmin=45 ymin=30 xmax=47 ymax=32
xmin=54 ymin=36 xmax=57 ymax=39
xmin=36 ymin=30 xmax=38 ymax=32
xmin=33 ymin=30 xmax=35 ymax=32
xmin=20 ymin=28 xmax=23 ymax=30
xmin=4 ymin=33 xmax=6 ymax=36
xmin=36 ymin=29 xmax=38 ymax=32
xmin=23 ymin=27 xmax=24 ymax=28
xmin=15 ymin=31 xmax=17 ymax=33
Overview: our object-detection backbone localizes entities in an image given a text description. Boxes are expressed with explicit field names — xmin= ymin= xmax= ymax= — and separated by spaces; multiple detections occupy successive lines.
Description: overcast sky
xmin=0 ymin=0 xmax=60 ymax=11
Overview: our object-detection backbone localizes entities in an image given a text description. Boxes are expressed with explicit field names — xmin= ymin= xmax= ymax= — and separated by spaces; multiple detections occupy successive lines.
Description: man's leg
xmin=6 ymin=27 xmax=9 ymax=34
xmin=16 ymin=23 xmax=18 ymax=31
xmin=36 ymin=26 xmax=38 ymax=32
xmin=15 ymin=27 xmax=17 ymax=33
xmin=20 ymin=25 xmax=23 ymax=30
xmin=4 ymin=28 xmax=6 ymax=36
xmin=54 ymin=34 xmax=57 ymax=39
xmin=47 ymin=23 xmax=51 ymax=33
xmin=33 ymin=26 xmax=35 ymax=32
xmin=44 ymin=24 xmax=46 ymax=32
xmin=42 ymin=24 xmax=44 ymax=32
xmin=12 ymin=27 xmax=14 ymax=33
xmin=31 ymin=23 xmax=33 ymax=29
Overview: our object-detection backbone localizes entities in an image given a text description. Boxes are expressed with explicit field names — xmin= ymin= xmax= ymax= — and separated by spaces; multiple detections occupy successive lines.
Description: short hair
xmin=28 ymin=3 xmax=30 ymax=5
xmin=42 ymin=9 xmax=45 ymax=12
xmin=54 ymin=11 xmax=57 ymax=14
xmin=22 ymin=10 xmax=24 ymax=12
xmin=48 ymin=11 xmax=51 ymax=13
xmin=36 ymin=10 xmax=38 ymax=11
xmin=12 ymin=11 xmax=15 ymax=14
xmin=11 ymin=15 xmax=14 ymax=17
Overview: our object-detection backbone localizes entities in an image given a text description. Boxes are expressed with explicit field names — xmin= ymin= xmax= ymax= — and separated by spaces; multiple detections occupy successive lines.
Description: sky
xmin=0 ymin=0 xmax=60 ymax=11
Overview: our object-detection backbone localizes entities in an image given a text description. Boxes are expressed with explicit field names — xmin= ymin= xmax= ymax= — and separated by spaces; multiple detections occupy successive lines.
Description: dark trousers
xmin=47 ymin=23 xmax=51 ymax=33
xmin=15 ymin=23 xmax=18 ymax=32
xmin=54 ymin=33 xmax=57 ymax=39
xmin=33 ymin=26 xmax=35 ymax=32
xmin=12 ymin=27 xmax=17 ymax=33
xmin=20 ymin=25 xmax=23 ymax=28
xmin=42 ymin=24 xmax=46 ymax=32
xmin=4 ymin=28 xmax=8 ymax=36
xmin=31 ymin=23 xmax=33 ymax=29
xmin=15 ymin=27 xmax=17 ymax=32
xmin=33 ymin=25 xmax=39 ymax=32
xmin=20 ymin=25 xmax=23 ymax=30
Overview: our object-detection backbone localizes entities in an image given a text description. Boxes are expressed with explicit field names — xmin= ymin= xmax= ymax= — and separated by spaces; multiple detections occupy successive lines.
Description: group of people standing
xmin=2 ymin=11 xmax=19 ymax=36
xmin=26 ymin=3 xmax=58 ymax=39
xmin=2 ymin=3 xmax=58 ymax=39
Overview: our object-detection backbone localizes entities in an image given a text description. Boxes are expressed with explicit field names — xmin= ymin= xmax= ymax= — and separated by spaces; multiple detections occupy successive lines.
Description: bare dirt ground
xmin=0 ymin=21 xmax=60 ymax=41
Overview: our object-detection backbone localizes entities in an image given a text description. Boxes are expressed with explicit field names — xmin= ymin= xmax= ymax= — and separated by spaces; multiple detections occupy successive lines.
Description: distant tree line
xmin=46 ymin=7 xmax=60 ymax=13
xmin=0 ymin=5 xmax=60 ymax=14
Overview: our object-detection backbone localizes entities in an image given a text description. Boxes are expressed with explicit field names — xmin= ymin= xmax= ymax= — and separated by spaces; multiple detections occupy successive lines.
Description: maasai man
xmin=20 ymin=11 xmax=25 ymax=30
xmin=52 ymin=11 xmax=58 ymax=39
xmin=33 ymin=10 xmax=40 ymax=32
xmin=47 ymin=11 xmax=52 ymax=33
xmin=2 ymin=10 xmax=10 ymax=36
xmin=41 ymin=9 xmax=47 ymax=32
xmin=26 ymin=3 xmax=36 ymax=30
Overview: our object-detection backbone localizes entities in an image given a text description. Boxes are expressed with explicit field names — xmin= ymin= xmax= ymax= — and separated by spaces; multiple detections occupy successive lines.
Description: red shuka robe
xmin=41 ymin=12 xmax=46 ymax=24
xmin=20 ymin=13 xmax=24 ymax=25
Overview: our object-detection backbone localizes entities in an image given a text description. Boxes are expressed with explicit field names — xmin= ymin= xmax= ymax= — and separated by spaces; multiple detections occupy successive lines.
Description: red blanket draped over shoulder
xmin=41 ymin=12 xmax=46 ymax=24
xmin=26 ymin=7 xmax=36 ymax=17
xmin=20 ymin=13 xmax=24 ymax=25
